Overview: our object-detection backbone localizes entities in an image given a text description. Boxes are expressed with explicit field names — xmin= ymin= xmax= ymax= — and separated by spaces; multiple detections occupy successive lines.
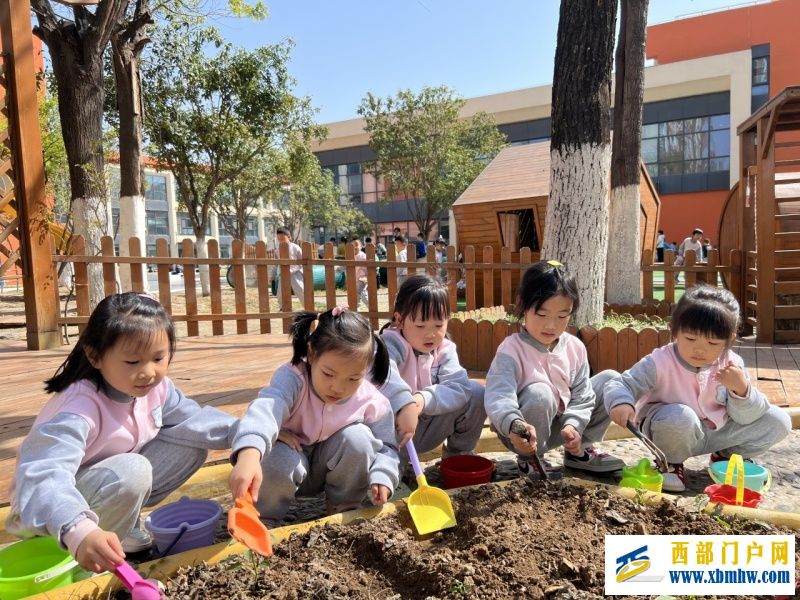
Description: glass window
xmin=658 ymin=136 xmax=683 ymax=163
xmin=219 ymin=245 xmax=231 ymax=259
xmin=683 ymin=117 xmax=708 ymax=133
xmin=178 ymin=212 xmax=194 ymax=235
xmin=753 ymin=56 xmax=769 ymax=85
xmin=683 ymin=132 xmax=709 ymax=160
xmin=710 ymin=130 xmax=729 ymax=157
xmin=641 ymin=123 xmax=659 ymax=139
xmin=710 ymin=157 xmax=730 ymax=172
xmin=246 ymin=217 xmax=258 ymax=237
xmin=710 ymin=114 xmax=730 ymax=130
xmin=641 ymin=138 xmax=658 ymax=163
xmin=684 ymin=159 xmax=709 ymax=174
xmin=146 ymin=243 xmax=158 ymax=257
xmin=659 ymin=120 xmax=684 ymax=136
xmin=646 ymin=163 xmax=658 ymax=178
xmin=145 ymin=210 xmax=169 ymax=236
xmin=112 ymin=208 xmax=120 ymax=233
xmin=660 ymin=162 xmax=683 ymax=176
xmin=144 ymin=174 xmax=167 ymax=203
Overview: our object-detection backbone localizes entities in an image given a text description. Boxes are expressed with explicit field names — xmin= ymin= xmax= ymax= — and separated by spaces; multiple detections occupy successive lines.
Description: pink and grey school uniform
xmin=604 ymin=343 xmax=791 ymax=464
xmin=381 ymin=328 xmax=485 ymax=459
xmin=485 ymin=329 xmax=618 ymax=458
xmin=231 ymin=363 xmax=399 ymax=520
xmin=8 ymin=378 xmax=235 ymax=556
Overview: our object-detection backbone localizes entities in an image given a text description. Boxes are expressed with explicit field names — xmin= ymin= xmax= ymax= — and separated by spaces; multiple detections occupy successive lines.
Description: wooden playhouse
xmin=452 ymin=141 xmax=661 ymax=301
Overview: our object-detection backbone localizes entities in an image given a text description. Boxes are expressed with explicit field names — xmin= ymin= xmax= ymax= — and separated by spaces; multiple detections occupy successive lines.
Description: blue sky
xmin=212 ymin=0 xmax=751 ymax=124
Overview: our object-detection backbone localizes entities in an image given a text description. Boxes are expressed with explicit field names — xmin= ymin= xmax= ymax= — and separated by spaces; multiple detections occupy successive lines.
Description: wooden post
xmin=232 ymin=239 xmax=247 ymax=334
xmin=254 ymin=241 xmax=271 ymax=334
xmin=756 ymin=115 xmax=776 ymax=343
xmin=482 ymin=245 xmax=493 ymax=309
xmin=1 ymin=0 xmax=60 ymax=348
xmin=208 ymin=239 xmax=223 ymax=336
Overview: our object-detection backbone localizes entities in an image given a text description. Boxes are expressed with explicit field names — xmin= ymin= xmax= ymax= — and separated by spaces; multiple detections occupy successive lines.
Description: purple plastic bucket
xmin=144 ymin=496 xmax=221 ymax=556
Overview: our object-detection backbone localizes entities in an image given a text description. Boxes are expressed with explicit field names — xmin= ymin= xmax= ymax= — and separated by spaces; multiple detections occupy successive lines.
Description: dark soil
xmin=161 ymin=480 xmax=799 ymax=600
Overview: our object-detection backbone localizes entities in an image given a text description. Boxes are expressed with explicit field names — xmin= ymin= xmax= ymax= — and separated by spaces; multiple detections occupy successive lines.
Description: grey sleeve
xmin=377 ymin=358 xmax=415 ymax=415
xmin=158 ymin=380 xmax=237 ymax=449
xmin=725 ymin=355 xmax=771 ymax=425
xmin=562 ymin=361 xmax=594 ymax=433
xmin=366 ymin=410 xmax=400 ymax=490
xmin=484 ymin=352 xmax=523 ymax=436
xmin=420 ymin=346 xmax=470 ymax=416
xmin=604 ymin=355 xmax=658 ymax=413
xmin=14 ymin=413 xmax=98 ymax=540
xmin=231 ymin=365 xmax=301 ymax=460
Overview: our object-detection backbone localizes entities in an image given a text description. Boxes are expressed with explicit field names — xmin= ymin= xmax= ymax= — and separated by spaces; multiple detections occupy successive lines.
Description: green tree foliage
xmin=142 ymin=23 xmax=321 ymax=243
xmin=357 ymin=86 xmax=506 ymax=238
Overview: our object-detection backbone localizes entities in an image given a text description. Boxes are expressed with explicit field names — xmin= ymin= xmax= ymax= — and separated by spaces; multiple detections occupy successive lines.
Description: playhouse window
xmin=497 ymin=209 xmax=539 ymax=252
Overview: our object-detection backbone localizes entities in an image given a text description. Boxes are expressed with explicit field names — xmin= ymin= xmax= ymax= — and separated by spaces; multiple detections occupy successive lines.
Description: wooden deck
xmin=0 ymin=334 xmax=798 ymax=505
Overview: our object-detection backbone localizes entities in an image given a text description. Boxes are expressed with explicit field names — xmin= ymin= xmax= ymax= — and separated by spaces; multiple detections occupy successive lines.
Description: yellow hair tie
xmin=547 ymin=260 xmax=563 ymax=267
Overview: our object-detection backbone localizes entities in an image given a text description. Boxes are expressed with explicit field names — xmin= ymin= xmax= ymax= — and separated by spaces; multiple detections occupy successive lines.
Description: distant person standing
xmin=674 ymin=228 xmax=704 ymax=282
xmin=276 ymin=227 xmax=304 ymax=312
xmin=394 ymin=234 xmax=408 ymax=287
xmin=656 ymin=230 xmax=666 ymax=263
xmin=353 ymin=239 xmax=369 ymax=309
xmin=414 ymin=233 xmax=428 ymax=263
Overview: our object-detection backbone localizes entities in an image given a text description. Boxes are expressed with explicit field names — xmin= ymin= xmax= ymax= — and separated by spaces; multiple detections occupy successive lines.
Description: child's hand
xmin=277 ymin=430 xmax=303 ymax=452
xmin=609 ymin=404 xmax=635 ymax=428
xmin=395 ymin=393 xmax=424 ymax=447
xmin=560 ymin=425 xmax=582 ymax=455
xmin=75 ymin=529 xmax=125 ymax=573
xmin=509 ymin=419 xmax=537 ymax=455
xmin=229 ymin=447 xmax=263 ymax=502
xmin=371 ymin=484 xmax=391 ymax=506
xmin=716 ymin=362 xmax=749 ymax=397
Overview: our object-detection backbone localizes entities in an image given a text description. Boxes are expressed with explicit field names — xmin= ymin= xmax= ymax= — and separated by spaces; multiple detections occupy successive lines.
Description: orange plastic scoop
xmin=227 ymin=492 xmax=273 ymax=557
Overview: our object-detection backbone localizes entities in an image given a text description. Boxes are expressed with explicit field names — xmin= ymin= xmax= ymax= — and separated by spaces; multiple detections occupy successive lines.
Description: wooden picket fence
xmin=54 ymin=236 xmax=741 ymax=340
xmin=448 ymin=317 xmax=670 ymax=373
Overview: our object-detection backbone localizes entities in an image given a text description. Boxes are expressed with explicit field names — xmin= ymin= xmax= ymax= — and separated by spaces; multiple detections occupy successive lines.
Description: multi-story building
xmin=311 ymin=0 xmax=800 ymax=250
xmin=107 ymin=164 xmax=283 ymax=259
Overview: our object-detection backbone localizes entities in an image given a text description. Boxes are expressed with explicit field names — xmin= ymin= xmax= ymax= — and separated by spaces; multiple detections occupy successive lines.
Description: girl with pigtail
xmin=229 ymin=307 xmax=400 ymax=522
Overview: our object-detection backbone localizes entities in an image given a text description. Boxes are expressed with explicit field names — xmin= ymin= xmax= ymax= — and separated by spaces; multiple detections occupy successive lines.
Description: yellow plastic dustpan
xmin=227 ymin=492 xmax=273 ymax=557
xmin=405 ymin=440 xmax=456 ymax=535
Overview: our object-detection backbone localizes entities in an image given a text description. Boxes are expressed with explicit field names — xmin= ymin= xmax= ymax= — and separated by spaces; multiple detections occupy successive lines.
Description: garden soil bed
xmin=155 ymin=480 xmax=799 ymax=600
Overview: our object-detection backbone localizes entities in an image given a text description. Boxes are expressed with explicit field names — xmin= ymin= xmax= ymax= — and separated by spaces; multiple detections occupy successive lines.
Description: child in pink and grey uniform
xmin=485 ymin=261 xmax=625 ymax=480
xmin=7 ymin=293 xmax=236 ymax=574
xmin=229 ymin=308 xmax=399 ymax=522
xmin=605 ymin=285 xmax=790 ymax=492
xmin=380 ymin=275 xmax=485 ymax=463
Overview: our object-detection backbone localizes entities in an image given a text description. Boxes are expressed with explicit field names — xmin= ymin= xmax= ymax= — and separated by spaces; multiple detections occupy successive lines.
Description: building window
xmin=751 ymin=44 xmax=770 ymax=112
xmin=112 ymin=208 xmax=120 ymax=234
xmin=146 ymin=210 xmax=169 ymax=236
xmin=145 ymin=174 xmax=168 ymax=203
xmin=219 ymin=245 xmax=231 ymax=259
xmin=219 ymin=216 xmax=237 ymax=237
xmin=641 ymin=114 xmax=730 ymax=189
xmin=497 ymin=210 xmax=539 ymax=252
xmin=178 ymin=212 xmax=194 ymax=235
xmin=146 ymin=243 xmax=158 ymax=257
xmin=246 ymin=217 xmax=258 ymax=237
xmin=325 ymin=162 xmax=362 ymax=205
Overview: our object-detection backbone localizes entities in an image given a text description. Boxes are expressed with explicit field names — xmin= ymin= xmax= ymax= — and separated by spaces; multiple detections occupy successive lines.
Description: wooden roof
xmin=453 ymin=142 xmax=551 ymax=206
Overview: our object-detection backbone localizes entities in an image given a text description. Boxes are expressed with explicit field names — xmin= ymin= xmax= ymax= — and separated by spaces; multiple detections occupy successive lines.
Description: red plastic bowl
xmin=704 ymin=483 xmax=763 ymax=508
xmin=439 ymin=455 xmax=494 ymax=489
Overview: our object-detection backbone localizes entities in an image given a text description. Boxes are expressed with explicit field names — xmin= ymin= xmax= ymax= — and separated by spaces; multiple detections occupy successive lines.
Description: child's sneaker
xmin=563 ymin=447 xmax=625 ymax=473
xmin=121 ymin=521 xmax=153 ymax=554
xmin=516 ymin=456 xmax=562 ymax=481
xmin=661 ymin=463 xmax=686 ymax=492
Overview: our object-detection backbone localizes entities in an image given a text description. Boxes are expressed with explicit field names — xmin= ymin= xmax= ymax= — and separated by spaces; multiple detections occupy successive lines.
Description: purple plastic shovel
xmin=114 ymin=561 xmax=162 ymax=600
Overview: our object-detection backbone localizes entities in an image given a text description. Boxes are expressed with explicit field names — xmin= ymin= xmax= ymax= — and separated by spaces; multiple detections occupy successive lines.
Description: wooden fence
xmin=55 ymin=236 xmax=741 ymax=336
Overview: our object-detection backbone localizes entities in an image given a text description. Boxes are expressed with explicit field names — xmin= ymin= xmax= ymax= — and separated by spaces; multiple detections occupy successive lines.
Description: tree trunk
xmin=542 ymin=0 xmax=617 ymax=328
xmin=607 ymin=0 xmax=649 ymax=305
xmin=195 ymin=233 xmax=210 ymax=296
xmin=112 ymin=7 xmax=151 ymax=292
xmin=46 ymin=34 xmax=110 ymax=306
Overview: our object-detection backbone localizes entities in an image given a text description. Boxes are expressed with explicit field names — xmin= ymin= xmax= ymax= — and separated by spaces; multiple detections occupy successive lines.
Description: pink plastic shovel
xmin=114 ymin=561 xmax=162 ymax=600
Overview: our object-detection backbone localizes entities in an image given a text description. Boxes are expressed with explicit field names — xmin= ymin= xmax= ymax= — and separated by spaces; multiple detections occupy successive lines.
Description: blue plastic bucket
xmin=708 ymin=460 xmax=770 ymax=492
xmin=0 ymin=537 xmax=78 ymax=599
xmin=145 ymin=496 xmax=221 ymax=556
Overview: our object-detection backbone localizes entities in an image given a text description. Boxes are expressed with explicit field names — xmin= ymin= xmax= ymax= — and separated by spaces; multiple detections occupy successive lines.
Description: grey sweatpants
xmin=74 ymin=437 xmax=207 ymax=540
xmin=638 ymin=402 xmax=791 ymax=464
xmin=277 ymin=270 xmax=305 ymax=311
xmin=497 ymin=370 xmax=619 ymax=459
xmin=256 ymin=423 xmax=381 ymax=521
xmin=356 ymin=279 xmax=368 ymax=308
xmin=401 ymin=380 xmax=486 ymax=461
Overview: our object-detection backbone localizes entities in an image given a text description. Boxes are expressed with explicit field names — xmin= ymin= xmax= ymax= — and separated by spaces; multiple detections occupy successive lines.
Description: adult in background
xmin=276 ymin=227 xmax=304 ymax=312
xmin=394 ymin=234 xmax=408 ymax=287
xmin=656 ymin=230 xmax=666 ymax=263
xmin=414 ymin=233 xmax=428 ymax=263
xmin=674 ymin=228 xmax=704 ymax=283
